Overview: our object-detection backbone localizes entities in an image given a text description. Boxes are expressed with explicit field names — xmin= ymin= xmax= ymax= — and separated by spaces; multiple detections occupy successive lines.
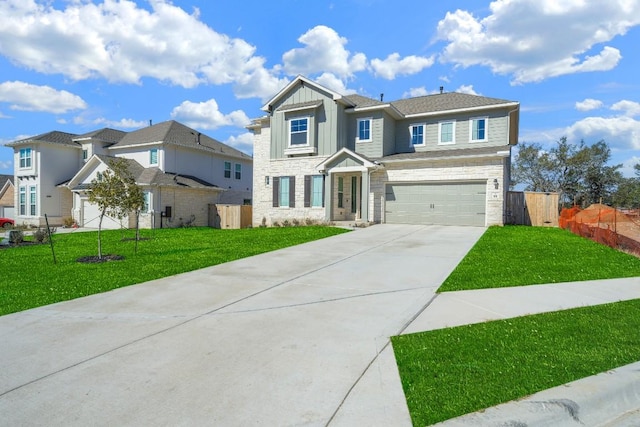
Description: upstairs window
xmin=290 ymin=117 xmax=309 ymax=146
xmin=82 ymin=149 xmax=88 ymax=161
xmin=235 ymin=163 xmax=241 ymax=180
xmin=19 ymin=148 xmax=32 ymax=168
xmin=410 ymin=124 xmax=425 ymax=146
xmin=438 ymin=120 xmax=455 ymax=145
xmin=150 ymin=148 xmax=158 ymax=165
xmin=357 ymin=118 xmax=372 ymax=142
xmin=470 ymin=117 xmax=488 ymax=142
xmin=224 ymin=161 xmax=231 ymax=178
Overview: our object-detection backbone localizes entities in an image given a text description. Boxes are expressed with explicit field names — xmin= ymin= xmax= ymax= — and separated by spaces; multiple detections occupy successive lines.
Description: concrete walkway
xmin=0 ymin=224 xmax=483 ymax=426
xmin=2 ymin=224 xmax=640 ymax=426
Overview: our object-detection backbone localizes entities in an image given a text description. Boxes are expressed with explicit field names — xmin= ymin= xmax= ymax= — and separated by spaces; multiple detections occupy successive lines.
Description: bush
xmin=62 ymin=217 xmax=76 ymax=228
xmin=32 ymin=227 xmax=55 ymax=243
xmin=9 ymin=230 xmax=24 ymax=244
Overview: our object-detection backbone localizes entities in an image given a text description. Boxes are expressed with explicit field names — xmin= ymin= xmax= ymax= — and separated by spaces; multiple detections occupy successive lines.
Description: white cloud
xmin=0 ymin=0 xmax=279 ymax=98
xmin=437 ymin=0 xmax=640 ymax=84
xmin=621 ymin=156 xmax=640 ymax=177
xmin=455 ymin=84 xmax=480 ymax=95
xmin=170 ymin=99 xmax=250 ymax=130
xmin=71 ymin=115 xmax=146 ymax=129
xmin=315 ymin=73 xmax=357 ymax=95
xmin=224 ymin=132 xmax=254 ymax=156
xmin=403 ymin=87 xmax=430 ymax=98
xmin=575 ymin=98 xmax=603 ymax=111
xmin=566 ymin=116 xmax=640 ymax=150
xmin=611 ymin=100 xmax=640 ymax=117
xmin=282 ymin=25 xmax=367 ymax=78
xmin=0 ymin=160 xmax=11 ymax=170
xmin=0 ymin=81 xmax=87 ymax=113
xmin=370 ymin=53 xmax=434 ymax=80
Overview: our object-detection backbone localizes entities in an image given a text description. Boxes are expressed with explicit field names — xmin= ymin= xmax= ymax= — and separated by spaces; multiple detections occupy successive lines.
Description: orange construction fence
xmin=559 ymin=204 xmax=640 ymax=256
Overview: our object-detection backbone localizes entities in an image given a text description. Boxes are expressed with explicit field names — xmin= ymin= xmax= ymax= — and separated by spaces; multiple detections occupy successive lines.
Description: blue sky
xmin=1 ymin=0 xmax=639 ymax=177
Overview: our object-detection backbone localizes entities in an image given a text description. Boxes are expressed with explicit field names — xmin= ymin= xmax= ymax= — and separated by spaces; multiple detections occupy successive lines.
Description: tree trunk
xmin=98 ymin=211 xmax=104 ymax=259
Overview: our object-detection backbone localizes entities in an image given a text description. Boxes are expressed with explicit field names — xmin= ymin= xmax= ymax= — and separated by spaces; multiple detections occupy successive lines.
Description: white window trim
xmin=409 ymin=123 xmax=426 ymax=146
xmin=143 ymin=190 xmax=152 ymax=214
xmin=288 ymin=116 xmax=310 ymax=147
xmin=438 ymin=120 xmax=456 ymax=145
xmin=29 ymin=185 xmax=37 ymax=217
xmin=150 ymin=148 xmax=159 ymax=166
xmin=234 ymin=163 xmax=242 ymax=180
xmin=469 ymin=116 xmax=489 ymax=143
xmin=224 ymin=161 xmax=231 ymax=179
xmin=19 ymin=148 xmax=32 ymax=169
xmin=311 ymin=175 xmax=323 ymax=208
xmin=356 ymin=117 xmax=373 ymax=143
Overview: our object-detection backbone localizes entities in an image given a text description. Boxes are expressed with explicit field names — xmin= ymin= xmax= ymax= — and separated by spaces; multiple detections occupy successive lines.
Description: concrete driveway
xmin=0 ymin=224 xmax=484 ymax=426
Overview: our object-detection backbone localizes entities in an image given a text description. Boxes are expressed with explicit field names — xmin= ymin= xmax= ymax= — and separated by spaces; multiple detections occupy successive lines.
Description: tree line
xmin=511 ymin=137 xmax=639 ymax=208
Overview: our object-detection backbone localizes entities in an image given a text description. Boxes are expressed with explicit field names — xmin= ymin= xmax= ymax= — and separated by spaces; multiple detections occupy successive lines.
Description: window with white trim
xmin=82 ymin=149 xmax=88 ymax=161
xmin=150 ymin=148 xmax=158 ymax=165
xmin=438 ymin=120 xmax=456 ymax=145
xmin=410 ymin=124 xmax=425 ymax=146
xmin=224 ymin=161 xmax=231 ymax=178
xmin=235 ymin=163 xmax=241 ymax=180
xmin=143 ymin=191 xmax=152 ymax=213
xmin=19 ymin=186 xmax=26 ymax=215
xmin=357 ymin=118 xmax=372 ymax=142
xmin=29 ymin=185 xmax=37 ymax=216
xmin=19 ymin=148 xmax=32 ymax=168
xmin=470 ymin=117 xmax=488 ymax=142
xmin=289 ymin=117 xmax=309 ymax=146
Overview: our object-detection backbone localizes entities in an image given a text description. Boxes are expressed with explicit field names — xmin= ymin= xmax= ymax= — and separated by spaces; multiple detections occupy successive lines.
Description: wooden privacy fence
xmin=208 ymin=204 xmax=252 ymax=229
xmin=506 ymin=191 xmax=559 ymax=227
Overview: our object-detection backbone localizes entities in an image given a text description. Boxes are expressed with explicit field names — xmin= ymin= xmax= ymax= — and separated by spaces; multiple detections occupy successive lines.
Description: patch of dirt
xmin=0 ymin=241 xmax=41 ymax=250
xmin=76 ymin=255 xmax=125 ymax=263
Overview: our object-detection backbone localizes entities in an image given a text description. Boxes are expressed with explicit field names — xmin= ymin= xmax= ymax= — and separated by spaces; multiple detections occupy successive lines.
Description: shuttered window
xmin=272 ymin=176 xmax=295 ymax=208
xmin=304 ymin=175 xmax=324 ymax=207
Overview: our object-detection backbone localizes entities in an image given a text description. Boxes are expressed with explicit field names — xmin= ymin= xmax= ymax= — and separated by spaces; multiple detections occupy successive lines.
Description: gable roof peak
xmin=261 ymin=75 xmax=355 ymax=112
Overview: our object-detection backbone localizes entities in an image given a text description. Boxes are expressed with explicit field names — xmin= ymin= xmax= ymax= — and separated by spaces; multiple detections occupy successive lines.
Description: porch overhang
xmin=316 ymin=148 xmax=380 ymax=174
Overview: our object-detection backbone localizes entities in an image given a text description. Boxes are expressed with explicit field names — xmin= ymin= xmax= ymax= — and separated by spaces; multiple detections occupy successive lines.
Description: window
xmin=357 ymin=118 xmax=372 ymax=142
xmin=19 ymin=186 xmax=26 ymax=215
xmin=290 ymin=117 xmax=308 ymax=145
xmin=19 ymin=148 xmax=32 ymax=168
xmin=150 ymin=148 xmax=158 ymax=165
xmin=439 ymin=120 xmax=455 ymax=144
xmin=272 ymin=176 xmax=295 ymax=208
xmin=224 ymin=161 xmax=231 ymax=178
xmin=338 ymin=177 xmax=344 ymax=208
xmin=143 ymin=191 xmax=151 ymax=213
xmin=82 ymin=149 xmax=88 ymax=161
xmin=470 ymin=117 xmax=488 ymax=142
xmin=304 ymin=175 xmax=324 ymax=207
xmin=235 ymin=163 xmax=241 ymax=180
xmin=29 ymin=186 xmax=37 ymax=216
xmin=410 ymin=124 xmax=425 ymax=146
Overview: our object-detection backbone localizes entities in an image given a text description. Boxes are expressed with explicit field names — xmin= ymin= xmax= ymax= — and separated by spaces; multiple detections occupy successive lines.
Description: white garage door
xmin=385 ymin=182 xmax=486 ymax=226
xmin=82 ymin=201 xmax=126 ymax=229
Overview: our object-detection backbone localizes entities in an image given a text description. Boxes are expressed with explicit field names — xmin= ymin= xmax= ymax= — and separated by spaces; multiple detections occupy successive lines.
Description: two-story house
xmin=249 ymin=75 xmax=519 ymax=227
xmin=7 ymin=120 xmax=252 ymax=229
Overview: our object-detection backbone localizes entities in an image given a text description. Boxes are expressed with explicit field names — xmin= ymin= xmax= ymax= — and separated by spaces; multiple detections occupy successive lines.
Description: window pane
xmin=411 ymin=125 xmax=424 ymax=145
xmin=441 ymin=122 xmax=453 ymax=143
xmin=224 ymin=161 xmax=231 ymax=178
xmin=235 ymin=163 xmax=241 ymax=179
xmin=29 ymin=186 xmax=36 ymax=216
xmin=290 ymin=118 xmax=308 ymax=145
xmin=358 ymin=119 xmax=370 ymax=140
xmin=19 ymin=187 xmax=26 ymax=215
xmin=279 ymin=177 xmax=290 ymax=207
xmin=473 ymin=119 xmax=486 ymax=140
xmin=311 ymin=175 xmax=323 ymax=207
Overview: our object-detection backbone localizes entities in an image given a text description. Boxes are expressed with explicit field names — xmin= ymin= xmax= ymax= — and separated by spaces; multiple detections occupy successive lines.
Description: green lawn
xmin=392 ymin=226 xmax=640 ymax=426
xmin=439 ymin=225 xmax=640 ymax=291
xmin=0 ymin=226 xmax=348 ymax=316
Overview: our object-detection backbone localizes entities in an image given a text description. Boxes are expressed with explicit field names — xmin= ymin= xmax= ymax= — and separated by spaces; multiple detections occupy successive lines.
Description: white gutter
xmin=403 ymin=102 xmax=520 ymax=119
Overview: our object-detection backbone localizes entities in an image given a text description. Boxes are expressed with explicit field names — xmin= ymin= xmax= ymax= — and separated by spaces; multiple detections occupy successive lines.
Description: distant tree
xmin=511 ymin=137 xmax=622 ymax=207
xmin=88 ymin=158 xmax=144 ymax=258
xmin=613 ymin=177 xmax=640 ymax=209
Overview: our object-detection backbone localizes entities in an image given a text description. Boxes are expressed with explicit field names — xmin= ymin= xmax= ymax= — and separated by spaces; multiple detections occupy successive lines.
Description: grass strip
xmin=439 ymin=226 xmax=640 ymax=292
xmin=0 ymin=226 xmax=348 ymax=316
xmin=392 ymin=299 xmax=640 ymax=426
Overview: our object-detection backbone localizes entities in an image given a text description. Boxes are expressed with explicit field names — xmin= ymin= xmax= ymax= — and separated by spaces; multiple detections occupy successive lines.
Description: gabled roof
xmin=110 ymin=120 xmax=251 ymax=161
xmin=0 ymin=174 xmax=13 ymax=197
xmin=67 ymin=154 xmax=219 ymax=191
xmin=380 ymin=146 xmax=511 ymax=163
xmin=261 ymin=75 xmax=356 ymax=112
xmin=390 ymin=92 xmax=518 ymax=117
xmin=6 ymin=131 xmax=79 ymax=147
xmin=73 ymin=128 xmax=127 ymax=144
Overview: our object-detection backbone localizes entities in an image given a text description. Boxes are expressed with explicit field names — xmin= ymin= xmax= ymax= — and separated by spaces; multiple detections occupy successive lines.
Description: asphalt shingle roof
xmin=390 ymin=92 xmax=516 ymax=116
xmin=343 ymin=94 xmax=386 ymax=108
xmin=112 ymin=120 xmax=251 ymax=161
xmin=7 ymin=131 xmax=79 ymax=147
xmin=74 ymin=128 xmax=127 ymax=144
xmin=381 ymin=146 xmax=509 ymax=162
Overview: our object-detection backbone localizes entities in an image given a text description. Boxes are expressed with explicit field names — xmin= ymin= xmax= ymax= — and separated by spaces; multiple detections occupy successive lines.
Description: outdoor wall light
xmin=493 ymin=178 xmax=499 ymax=189
xmin=265 ymin=176 xmax=270 ymax=185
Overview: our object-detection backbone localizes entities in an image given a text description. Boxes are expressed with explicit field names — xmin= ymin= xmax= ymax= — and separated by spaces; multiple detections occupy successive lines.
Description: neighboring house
xmin=0 ymin=174 xmax=14 ymax=219
xmin=248 ymin=75 xmax=519 ymax=227
xmin=7 ymin=120 xmax=253 ymax=228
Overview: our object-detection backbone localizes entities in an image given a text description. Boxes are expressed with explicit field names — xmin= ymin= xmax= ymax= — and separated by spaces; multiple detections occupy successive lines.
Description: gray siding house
xmin=249 ymin=75 xmax=519 ymax=227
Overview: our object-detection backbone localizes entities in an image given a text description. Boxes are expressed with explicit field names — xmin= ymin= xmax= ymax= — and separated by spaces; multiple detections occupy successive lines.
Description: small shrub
xmin=32 ymin=228 xmax=49 ymax=243
xmin=9 ymin=230 xmax=24 ymax=244
xmin=272 ymin=221 xmax=281 ymax=227
xmin=260 ymin=217 xmax=267 ymax=228
xmin=292 ymin=218 xmax=300 ymax=226
xmin=304 ymin=218 xmax=315 ymax=226
xmin=282 ymin=219 xmax=291 ymax=227
xmin=62 ymin=217 xmax=76 ymax=228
